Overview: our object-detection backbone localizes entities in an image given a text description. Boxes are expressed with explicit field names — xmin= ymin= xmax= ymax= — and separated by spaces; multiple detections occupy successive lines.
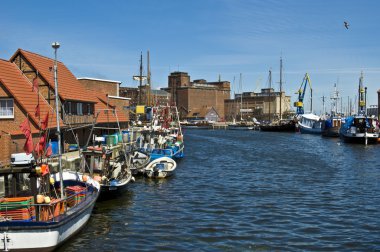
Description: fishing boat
xmin=298 ymin=113 xmax=323 ymax=134
xmin=260 ymin=119 xmax=296 ymax=132
xmin=339 ymin=116 xmax=379 ymax=144
xmin=0 ymin=166 xmax=99 ymax=251
xmin=137 ymin=105 xmax=185 ymax=161
xmin=150 ymin=141 xmax=184 ymax=160
xmin=339 ymin=72 xmax=379 ymax=144
xmin=144 ymin=157 xmax=177 ymax=178
xmin=322 ymin=117 xmax=342 ymax=137
xmin=129 ymin=149 xmax=151 ymax=175
xmin=321 ymin=83 xmax=343 ymax=137
xmin=0 ymin=42 xmax=100 ymax=251
xmin=82 ymin=147 xmax=134 ymax=200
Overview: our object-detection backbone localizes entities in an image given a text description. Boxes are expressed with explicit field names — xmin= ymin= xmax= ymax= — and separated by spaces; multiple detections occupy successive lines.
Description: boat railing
xmin=0 ymin=187 xmax=93 ymax=222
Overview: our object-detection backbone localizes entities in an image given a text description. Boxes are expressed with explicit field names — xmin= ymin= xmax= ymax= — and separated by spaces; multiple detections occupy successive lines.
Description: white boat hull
xmin=298 ymin=113 xmax=323 ymax=134
xmin=0 ymin=171 xmax=99 ymax=251
xmin=144 ymin=157 xmax=177 ymax=179
xmin=0 ymin=196 xmax=96 ymax=251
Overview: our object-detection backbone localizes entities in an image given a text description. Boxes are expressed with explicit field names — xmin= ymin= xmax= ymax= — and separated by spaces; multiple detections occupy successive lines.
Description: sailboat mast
xmin=52 ymin=42 xmax=64 ymax=199
xmin=279 ymin=57 xmax=283 ymax=120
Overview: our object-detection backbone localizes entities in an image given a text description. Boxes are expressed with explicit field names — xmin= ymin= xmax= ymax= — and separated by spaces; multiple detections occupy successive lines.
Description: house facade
xmin=0 ymin=49 xmax=129 ymax=165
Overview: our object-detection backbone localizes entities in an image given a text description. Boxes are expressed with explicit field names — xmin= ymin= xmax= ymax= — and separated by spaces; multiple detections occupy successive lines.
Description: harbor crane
xmin=294 ymin=73 xmax=312 ymax=115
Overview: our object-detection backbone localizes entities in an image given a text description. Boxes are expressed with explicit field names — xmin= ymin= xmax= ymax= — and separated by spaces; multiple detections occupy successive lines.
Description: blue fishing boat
xmin=150 ymin=141 xmax=184 ymax=160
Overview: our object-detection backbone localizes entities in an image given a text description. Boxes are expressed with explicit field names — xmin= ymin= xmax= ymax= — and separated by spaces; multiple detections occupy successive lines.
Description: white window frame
xmin=0 ymin=98 xmax=14 ymax=119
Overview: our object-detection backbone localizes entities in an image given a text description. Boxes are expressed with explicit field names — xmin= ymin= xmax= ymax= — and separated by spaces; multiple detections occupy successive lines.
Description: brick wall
xmin=176 ymin=87 xmax=229 ymax=120
xmin=78 ymin=79 xmax=119 ymax=97
xmin=109 ymin=98 xmax=130 ymax=122
xmin=0 ymin=83 xmax=42 ymax=163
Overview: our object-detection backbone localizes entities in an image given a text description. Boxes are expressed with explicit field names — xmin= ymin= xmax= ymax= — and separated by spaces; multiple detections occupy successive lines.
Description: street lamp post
xmin=52 ymin=42 xmax=64 ymax=199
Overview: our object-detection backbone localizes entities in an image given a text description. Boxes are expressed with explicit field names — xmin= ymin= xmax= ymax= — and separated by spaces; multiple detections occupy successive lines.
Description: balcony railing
xmin=63 ymin=114 xmax=94 ymax=125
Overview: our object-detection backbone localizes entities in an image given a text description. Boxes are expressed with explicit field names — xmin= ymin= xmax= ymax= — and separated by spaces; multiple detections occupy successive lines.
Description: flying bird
xmin=344 ymin=21 xmax=349 ymax=29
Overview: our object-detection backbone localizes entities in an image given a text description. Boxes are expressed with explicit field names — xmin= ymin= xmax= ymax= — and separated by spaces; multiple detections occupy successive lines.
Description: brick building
xmin=164 ymin=72 xmax=230 ymax=120
xmin=224 ymin=88 xmax=292 ymax=122
xmin=0 ymin=49 xmax=129 ymax=164
xmin=120 ymin=87 xmax=138 ymax=106
xmin=77 ymin=77 xmax=129 ymax=120
xmin=151 ymin=89 xmax=170 ymax=106
xmin=78 ymin=77 xmax=121 ymax=97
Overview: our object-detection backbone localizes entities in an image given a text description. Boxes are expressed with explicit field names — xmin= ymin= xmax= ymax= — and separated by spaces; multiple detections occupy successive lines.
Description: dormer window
xmin=0 ymin=98 xmax=14 ymax=119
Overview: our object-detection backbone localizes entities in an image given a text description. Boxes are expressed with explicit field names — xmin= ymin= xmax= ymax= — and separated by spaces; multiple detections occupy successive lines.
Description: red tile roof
xmin=8 ymin=48 xmax=127 ymax=126
xmin=0 ymin=59 xmax=63 ymax=135
xmin=95 ymin=97 xmax=128 ymax=123
xmin=10 ymin=49 xmax=97 ymax=103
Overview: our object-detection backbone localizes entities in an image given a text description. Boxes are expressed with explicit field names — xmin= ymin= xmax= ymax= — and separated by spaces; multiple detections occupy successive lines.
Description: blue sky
xmin=1 ymin=0 xmax=380 ymax=114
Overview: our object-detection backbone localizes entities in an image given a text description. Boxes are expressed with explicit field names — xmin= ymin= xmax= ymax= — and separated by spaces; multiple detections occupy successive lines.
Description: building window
xmin=0 ymin=98 xmax=14 ymax=118
xmin=87 ymin=104 xmax=94 ymax=115
xmin=65 ymin=101 xmax=72 ymax=114
xmin=77 ymin=103 xmax=83 ymax=115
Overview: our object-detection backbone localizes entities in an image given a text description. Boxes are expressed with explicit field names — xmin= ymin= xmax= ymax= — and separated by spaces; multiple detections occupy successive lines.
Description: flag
xmin=34 ymin=134 xmax=46 ymax=156
xmin=45 ymin=144 xmax=52 ymax=157
xmin=19 ymin=118 xmax=31 ymax=139
xmin=32 ymin=77 xmax=38 ymax=92
xmin=35 ymin=104 xmax=40 ymax=118
xmin=19 ymin=118 xmax=33 ymax=154
xmin=41 ymin=112 xmax=49 ymax=130
xmin=24 ymin=136 xmax=34 ymax=154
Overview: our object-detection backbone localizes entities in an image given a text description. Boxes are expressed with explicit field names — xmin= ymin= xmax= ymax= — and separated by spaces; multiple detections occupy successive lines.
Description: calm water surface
xmin=59 ymin=129 xmax=380 ymax=251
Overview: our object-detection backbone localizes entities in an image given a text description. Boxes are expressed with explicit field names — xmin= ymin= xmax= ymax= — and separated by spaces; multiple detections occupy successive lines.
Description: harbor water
xmin=59 ymin=129 xmax=380 ymax=251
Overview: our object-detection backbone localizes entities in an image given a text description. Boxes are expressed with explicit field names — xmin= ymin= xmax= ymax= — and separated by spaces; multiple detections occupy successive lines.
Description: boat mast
xmin=268 ymin=69 xmax=272 ymax=122
xmin=147 ymin=50 xmax=151 ymax=106
xmin=139 ymin=52 xmax=143 ymax=105
xmin=232 ymin=76 xmax=236 ymax=122
xmin=239 ymin=73 xmax=242 ymax=121
xmin=52 ymin=42 xmax=64 ymax=199
xmin=358 ymin=71 xmax=365 ymax=114
xmin=279 ymin=57 xmax=283 ymax=120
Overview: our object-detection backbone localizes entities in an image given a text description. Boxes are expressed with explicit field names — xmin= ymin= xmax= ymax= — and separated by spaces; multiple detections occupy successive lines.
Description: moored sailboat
xmin=259 ymin=58 xmax=296 ymax=132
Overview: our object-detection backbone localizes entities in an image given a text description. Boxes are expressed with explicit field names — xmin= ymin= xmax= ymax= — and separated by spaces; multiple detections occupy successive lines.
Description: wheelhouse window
xmin=0 ymin=98 xmax=14 ymax=118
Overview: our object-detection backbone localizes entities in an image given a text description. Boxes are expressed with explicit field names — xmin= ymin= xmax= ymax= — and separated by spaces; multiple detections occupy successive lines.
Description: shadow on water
xmin=60 ymin=129 xmax=380 ymax=251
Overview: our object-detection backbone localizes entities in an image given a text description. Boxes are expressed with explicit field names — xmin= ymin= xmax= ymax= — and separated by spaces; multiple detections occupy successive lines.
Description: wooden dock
xmin=211 ymin=122 xmax=228 ymax=130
